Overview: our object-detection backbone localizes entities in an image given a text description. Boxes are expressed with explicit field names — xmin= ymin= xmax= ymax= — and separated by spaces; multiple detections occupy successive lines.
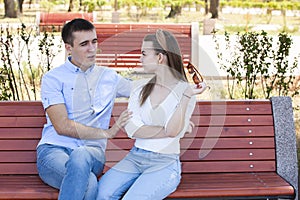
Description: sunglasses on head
xmin=186 ymin=62 xmax=205 ymax=88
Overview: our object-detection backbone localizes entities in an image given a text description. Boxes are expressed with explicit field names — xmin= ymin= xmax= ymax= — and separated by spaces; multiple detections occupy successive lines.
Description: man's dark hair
xmin=61 ymin=18 xmax=95 ymax=46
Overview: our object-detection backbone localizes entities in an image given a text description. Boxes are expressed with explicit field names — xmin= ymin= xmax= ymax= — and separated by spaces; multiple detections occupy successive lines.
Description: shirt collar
xmin=65 ymin=56 xmax=95 ymax=74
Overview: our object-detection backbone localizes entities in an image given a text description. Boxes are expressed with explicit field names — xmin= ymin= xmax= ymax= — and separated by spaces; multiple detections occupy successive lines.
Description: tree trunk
xmin=210 ymin=0 xmax=219 ymax=19
xmin=205 ymin=0 xmax=208 ymax=15
xmin=18 ymin=0 xmax=24 ymax=13
xmin=166 ymin=5 xmax=182 ymax=18
xmin=4 ymin=0 xmax=18 ymax=18
xmin=68 ymin=0 xmax=73 ymax=12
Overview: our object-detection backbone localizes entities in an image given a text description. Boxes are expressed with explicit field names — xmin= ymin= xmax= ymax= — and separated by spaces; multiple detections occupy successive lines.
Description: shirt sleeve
xmin=124 ymin=80 xmax=146 ymax=138
xmin=40 ymin=73 xmax=65 ymax=110
xmin=116 ymin=75 xmax=132 ymax=98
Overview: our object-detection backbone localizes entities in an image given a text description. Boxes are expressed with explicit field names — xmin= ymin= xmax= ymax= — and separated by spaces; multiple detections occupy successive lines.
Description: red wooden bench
xmin=94 ymin=22 xmax=199 ymax=71
xmin=36 ymin=21 xmax=199 ymax=72
xmin=36 ymin=11 xmax=97 ymax=32
xmin=0 ymin=97 xmax=297 ymax=199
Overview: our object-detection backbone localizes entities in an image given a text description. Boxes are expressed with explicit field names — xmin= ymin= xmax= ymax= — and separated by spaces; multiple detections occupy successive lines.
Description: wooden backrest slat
xmin=187 ymin=126 xmax=275 ymax=137
xmin=94 ymin=23 xmax=192 ymax=69
xmin=103 ymin=161 xmax=276 ymax=173
xmin=0 ymin=128 xmax=42 ymax=139
xmin=180 ymin=138 xmax=274 ymax=149
xmin=0 ymin=101 xmax=44 ymax=116
xmin=0 ymin=140 xmax=39 ymax=150
xmin=0 ymin=151 xmax=36 ymax=162
xmin=39 ymin=12 xmax=95 ymax=24
xmin=0 ymin=164 xmax=37 ymax=174
xmin=112 ymin=101 xmax=272 ymax=115
xmin=0 ymin=117 xmax=46 ymax=127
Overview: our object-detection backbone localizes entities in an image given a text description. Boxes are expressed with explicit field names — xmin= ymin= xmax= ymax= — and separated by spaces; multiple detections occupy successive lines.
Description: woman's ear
xmin=158 ymin=53 xmax=165 ymax=64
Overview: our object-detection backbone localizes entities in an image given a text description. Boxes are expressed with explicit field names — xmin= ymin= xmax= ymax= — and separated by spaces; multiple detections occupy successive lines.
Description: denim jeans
xmin=97 ymin=146 xmax=181 ymax=200
xmin=37 ymin=144 xmax=105 ymax=200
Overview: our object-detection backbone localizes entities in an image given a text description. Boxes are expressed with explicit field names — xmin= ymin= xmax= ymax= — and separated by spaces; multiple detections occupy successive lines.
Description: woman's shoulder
xmin=132 ymin=78 xmax=151 ymax=89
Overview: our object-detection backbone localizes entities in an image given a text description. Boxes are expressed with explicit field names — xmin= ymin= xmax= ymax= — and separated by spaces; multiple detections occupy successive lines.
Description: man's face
xmin=66 ymin=29 xmax=98 ymax=71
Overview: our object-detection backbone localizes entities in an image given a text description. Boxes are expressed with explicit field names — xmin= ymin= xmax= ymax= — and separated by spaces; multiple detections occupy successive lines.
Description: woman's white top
xmin=125 ymin=79 xmax=196 ymax=154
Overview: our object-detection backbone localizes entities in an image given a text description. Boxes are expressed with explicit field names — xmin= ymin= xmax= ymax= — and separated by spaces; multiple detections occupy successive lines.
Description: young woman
xmin=97 ymin=29 xmax=207 ymax=200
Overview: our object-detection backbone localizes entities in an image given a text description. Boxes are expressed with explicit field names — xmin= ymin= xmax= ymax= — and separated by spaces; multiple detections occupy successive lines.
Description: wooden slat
xmin=168 ymin=172 xmax=295 ymax=199
xmin=191 ymin=115 xmax=274 ymax=126
xmin=93 ymin=23 xmax=192 ymax=69
xmin=111 ymin=100 xmax=272 ymax=116
xmin=39 ymin=12 xmax=94 ymax=24
xmin=186 ymin=126 xmax=275 ymax=138
xmin=181 ymin=161 xmax=276 ymax=173
xmin=0 ymin=151 xmax=36 ymax=162
xmin=0 ymin=128 xmax=42 ymax=139
xmin=0 ymin=117 xmax=46 ymax=128
xmin=0 ymin=163 xmax=37 ymax=174
xmin=0 ymin=140 xmax=39 ymax=150
xmin=0 ymin=175 xmax=58 ymax=199
xmin=103 ymin=160 xmax=276 ymax=173
xmin=105 ymin=149 xmax=275 ymax=162
xmin=180 ymin=138 xmax=275 ymax=149
xmin=0 ymin=101 xmax=44 ymax=117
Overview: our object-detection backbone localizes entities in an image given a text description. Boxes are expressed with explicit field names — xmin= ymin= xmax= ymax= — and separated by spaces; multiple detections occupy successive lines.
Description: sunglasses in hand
xmin=186 ymin=62 xmax=209 ymax=89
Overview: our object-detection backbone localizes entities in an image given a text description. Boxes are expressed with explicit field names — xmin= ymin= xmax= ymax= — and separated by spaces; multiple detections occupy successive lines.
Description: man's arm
xmin=46 ymin=104 xmax=131 ymax=139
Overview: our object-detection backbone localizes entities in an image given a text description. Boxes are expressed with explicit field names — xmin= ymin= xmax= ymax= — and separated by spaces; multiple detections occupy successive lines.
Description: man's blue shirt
xmin=38 ymin=57 xmax=131 ymax=150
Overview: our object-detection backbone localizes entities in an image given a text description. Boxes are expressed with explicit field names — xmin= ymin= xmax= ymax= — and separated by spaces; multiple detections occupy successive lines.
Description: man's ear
xmin=65 ymin=43 xmax=72 ymax=52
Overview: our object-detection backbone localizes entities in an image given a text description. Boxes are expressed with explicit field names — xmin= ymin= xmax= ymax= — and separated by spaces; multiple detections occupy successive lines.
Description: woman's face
xmin=140 ymin=41 xmax=159 ymax=73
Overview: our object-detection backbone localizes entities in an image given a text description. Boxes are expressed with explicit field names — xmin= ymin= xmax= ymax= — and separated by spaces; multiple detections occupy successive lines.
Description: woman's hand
xmin=193 ymin=82 xmax=208 ymax=95
xmin=107 ymin=110 xmax=132 ymax=138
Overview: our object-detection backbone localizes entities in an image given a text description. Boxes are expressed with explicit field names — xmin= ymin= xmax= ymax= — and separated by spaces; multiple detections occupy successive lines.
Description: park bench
xmin=0 ymin=96 xmax=298 ymax=199
xmin=94 ymin=22 xmax=200 ymax=71
xmin=36 ymin=11 xmax=97 ymax=32
xmin=37 ymin=21 xmax=200 ymax=71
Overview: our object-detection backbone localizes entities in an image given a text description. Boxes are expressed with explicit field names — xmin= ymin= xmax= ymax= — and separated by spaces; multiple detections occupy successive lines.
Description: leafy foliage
xmin=0 ymin=24 xmax=62 ymax=100
xmin=213 ymin=31 xmax=299 ymax=99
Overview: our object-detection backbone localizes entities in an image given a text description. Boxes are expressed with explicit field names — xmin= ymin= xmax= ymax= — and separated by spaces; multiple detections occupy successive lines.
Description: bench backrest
xmin=36 ymin=12 xmax=97 ymax=32
xmin=95 ymin=23 xmax=197 ymax=70
xmin=0 ymin=100 xmax=276 ymax=175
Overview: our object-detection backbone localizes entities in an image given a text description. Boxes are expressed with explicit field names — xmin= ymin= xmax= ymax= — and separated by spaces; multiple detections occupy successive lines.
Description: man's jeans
xmin=37 ymin=144 xmax=105 ymax=200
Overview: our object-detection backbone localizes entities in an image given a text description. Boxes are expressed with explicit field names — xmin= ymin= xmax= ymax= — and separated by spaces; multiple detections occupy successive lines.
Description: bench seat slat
xmin=168 ymin=172 xmax=294 ymax=199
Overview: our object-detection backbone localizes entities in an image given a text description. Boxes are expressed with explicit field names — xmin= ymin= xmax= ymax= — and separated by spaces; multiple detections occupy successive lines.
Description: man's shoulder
xmin=44 ymin=64 xmax=66 ymax=76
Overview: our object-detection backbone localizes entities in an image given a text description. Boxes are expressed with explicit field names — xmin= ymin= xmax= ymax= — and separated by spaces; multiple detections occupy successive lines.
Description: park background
xmin=1 ymin=0 xmax=300 ymax=182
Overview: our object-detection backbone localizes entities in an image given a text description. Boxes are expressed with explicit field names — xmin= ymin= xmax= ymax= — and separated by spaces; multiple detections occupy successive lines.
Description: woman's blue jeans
xmin=97 ymin=146 xmax=181 ymax=200
xmin=37 ymin=144 xmax=105 ymax=200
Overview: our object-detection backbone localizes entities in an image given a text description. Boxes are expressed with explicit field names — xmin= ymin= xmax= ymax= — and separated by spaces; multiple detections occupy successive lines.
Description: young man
xmin=36 ymin=18 xmax=132 ymax=200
